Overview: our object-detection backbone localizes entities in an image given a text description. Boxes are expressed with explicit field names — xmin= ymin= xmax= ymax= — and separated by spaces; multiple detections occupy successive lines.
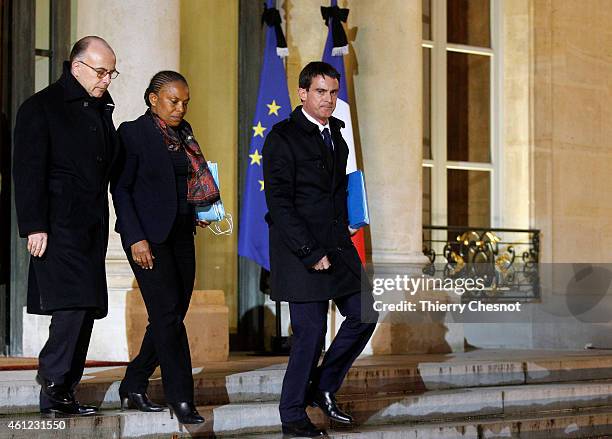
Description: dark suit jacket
xmin=13 ymin=62 xmax=118 ymax=317
xmin=263 ymin=106 xmax=362 ymax=302
xmin=112 ymin=113 xmax=193 ymax=249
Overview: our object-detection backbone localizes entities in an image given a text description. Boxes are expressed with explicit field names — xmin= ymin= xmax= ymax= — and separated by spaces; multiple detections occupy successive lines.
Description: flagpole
xmin=238 ymin=0 xmax=292 ymax=354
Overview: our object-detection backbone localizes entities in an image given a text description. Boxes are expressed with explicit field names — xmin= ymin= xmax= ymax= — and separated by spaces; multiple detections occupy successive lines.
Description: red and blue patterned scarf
xmin=148 ymin=110 xmax=220 ymax=206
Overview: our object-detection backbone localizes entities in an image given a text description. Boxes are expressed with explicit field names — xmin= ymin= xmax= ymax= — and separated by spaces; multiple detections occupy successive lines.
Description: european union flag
xmin=238 ymin=1 xmax=291 ymax=270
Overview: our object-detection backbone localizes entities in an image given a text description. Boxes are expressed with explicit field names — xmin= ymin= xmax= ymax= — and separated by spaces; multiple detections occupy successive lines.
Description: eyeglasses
xmin=78 ymin=60 xmax=120 ymax=80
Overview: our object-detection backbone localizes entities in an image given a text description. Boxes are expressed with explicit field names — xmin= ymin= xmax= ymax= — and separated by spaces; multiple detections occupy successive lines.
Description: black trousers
xmin=38 ymin=309 xmax=95 ymax=410
xmin=119 ymin=215 xmax=195 ymax=404
xmin=279 ymin=291 xmax=377 ymax=423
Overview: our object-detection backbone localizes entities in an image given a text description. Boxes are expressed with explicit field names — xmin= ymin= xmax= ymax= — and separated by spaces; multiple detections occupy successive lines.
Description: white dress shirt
xmin=302 ymin=108 xmax=334 ymax=150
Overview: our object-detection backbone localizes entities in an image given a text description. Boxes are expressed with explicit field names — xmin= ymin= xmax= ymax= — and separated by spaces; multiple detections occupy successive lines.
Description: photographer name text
xmin=373 ymin=300 xmax=522 ymax=313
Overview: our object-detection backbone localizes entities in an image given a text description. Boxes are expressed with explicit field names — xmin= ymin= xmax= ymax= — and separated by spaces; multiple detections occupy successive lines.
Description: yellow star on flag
xmin=267 ymin=100 xmax=281 ymax=116
xmin=249 ymin=149 xmax=263 ymax=166
xmin=252 ymin=121 xmax=266 ymax=138
xmin=258 ymin=180 xmax=265 ymax=191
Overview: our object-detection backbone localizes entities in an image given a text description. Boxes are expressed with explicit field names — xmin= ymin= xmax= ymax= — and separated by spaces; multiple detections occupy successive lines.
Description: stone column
xmin=350 ymin=0 xmax=428 ymax=266
xmin=349 ymin=0 xmax=461 ymax=353
xmin=83 ymin=0 xmax=180 ymax=360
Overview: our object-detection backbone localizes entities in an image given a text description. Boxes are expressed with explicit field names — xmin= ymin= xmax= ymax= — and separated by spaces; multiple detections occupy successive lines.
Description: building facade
xmin=1 ymin=0 xmax=612 ymax=359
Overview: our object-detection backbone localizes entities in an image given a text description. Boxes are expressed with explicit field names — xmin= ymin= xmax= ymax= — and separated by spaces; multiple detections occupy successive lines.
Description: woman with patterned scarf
xmin=111 ymin=71 xmax=220 ymax=424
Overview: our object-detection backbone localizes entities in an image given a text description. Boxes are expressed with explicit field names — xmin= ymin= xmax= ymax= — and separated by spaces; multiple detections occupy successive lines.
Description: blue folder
xmin=347 ymin=170 xmax=369 ymax=229
xmin=195 ymin=162 xmax=225 ymax=222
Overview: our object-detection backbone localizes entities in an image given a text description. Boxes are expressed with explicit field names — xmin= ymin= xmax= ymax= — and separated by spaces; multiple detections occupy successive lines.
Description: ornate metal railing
xmin=422 ymin=225 xmax=541 ymax=302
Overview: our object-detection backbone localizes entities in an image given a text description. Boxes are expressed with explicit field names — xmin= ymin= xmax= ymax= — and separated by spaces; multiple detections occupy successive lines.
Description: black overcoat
xmin=263 ymin=106 xmax=362 ymax=302
xmin=13 ymin=62 xmax=118 ymax=318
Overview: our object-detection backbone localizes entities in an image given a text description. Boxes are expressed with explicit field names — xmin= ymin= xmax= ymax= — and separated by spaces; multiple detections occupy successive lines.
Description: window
xmin=422 ymin=0 xmax=502 ymax=231
xmin=35 ymin=0 xmax=71 ymax=90
xmin=35 ymin=0 xmax=51 ymax=91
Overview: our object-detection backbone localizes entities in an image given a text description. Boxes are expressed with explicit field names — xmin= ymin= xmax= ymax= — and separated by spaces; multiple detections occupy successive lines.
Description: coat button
xmin=83 ymin=101 xmax=89 ymax=107
xmin=332 ymin=219 xmax=338 ymax=225
xmin=96 ymin=156 xmax=104 ymax=163
xmin=337 ymin=246 xmax=343 ymax=252
xmin=90 ymin=126 xmax=97 ymax=132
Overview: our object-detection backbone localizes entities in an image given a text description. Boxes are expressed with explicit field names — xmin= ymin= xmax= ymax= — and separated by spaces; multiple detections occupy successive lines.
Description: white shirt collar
xmin=302 ymin=108 xmax=330 ymax=133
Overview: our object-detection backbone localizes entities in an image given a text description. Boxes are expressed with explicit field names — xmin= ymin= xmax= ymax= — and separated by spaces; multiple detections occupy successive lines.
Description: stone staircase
xmin=3 ymin=350 xmax=612 ymax=438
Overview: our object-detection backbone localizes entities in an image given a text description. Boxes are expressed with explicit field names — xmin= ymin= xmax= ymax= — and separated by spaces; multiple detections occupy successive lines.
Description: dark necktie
xmin=322 ymin=127 xmax=333 ymax=153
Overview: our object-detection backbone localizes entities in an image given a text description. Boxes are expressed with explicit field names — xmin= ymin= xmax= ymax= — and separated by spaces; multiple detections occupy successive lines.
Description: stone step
xmin=240 ymin=408 xmax=612 ymax=439
xmin=3 ymin=381 xmax=612 ymax=437
xmin=105 ymin=259 xmax=135 ymax=289
xmin=4 ymin=351 xmax=612 ymax=414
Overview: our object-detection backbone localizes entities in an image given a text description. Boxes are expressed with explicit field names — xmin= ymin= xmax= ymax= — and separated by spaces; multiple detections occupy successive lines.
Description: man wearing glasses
xmin=13 ymin=36 xmax=119 ymax=416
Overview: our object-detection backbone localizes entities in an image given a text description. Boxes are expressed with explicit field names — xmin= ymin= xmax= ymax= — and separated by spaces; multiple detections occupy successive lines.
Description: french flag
xmin=321 ymin=1 xmax=366 ymax=264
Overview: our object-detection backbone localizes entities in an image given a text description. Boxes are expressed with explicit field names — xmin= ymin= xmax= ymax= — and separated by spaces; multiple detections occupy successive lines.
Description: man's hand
xmin=27 ymin=232 xmax=48 ymax=257
xmin=131 ymin=240 xmax=154 ymax=269
xmin=312 ymin=255 xmax=331 ymax=271
xmin=197 ymin=220 xmax=211 ymax=228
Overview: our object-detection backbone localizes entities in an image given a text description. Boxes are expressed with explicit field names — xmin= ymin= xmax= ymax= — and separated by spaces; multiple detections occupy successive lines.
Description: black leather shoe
xmin=36 ymin=374 xmax=73 ymax=405
xmin=309 ymin=390 xmax=353 ymax=424
xmin=281 ymin=418 xmax=327 ymax=438
xmin=40 ymin=400 xmax=97 ymax=417
xmin=120 ymin=392 xmax=165 ymax=412
xmin=168 ymin=402 xmax=205 ymax=424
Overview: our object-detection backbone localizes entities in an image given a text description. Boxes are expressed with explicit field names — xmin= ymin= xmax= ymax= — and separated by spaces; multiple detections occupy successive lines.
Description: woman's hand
xmin=131 ymin=240 xmax=154 ymax=269
xmin=197 ymin=220 xmax=211 ymax=228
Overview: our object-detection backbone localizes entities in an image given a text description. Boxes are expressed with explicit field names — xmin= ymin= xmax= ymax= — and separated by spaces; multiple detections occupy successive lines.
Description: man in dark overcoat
xmin=13 ymin=36 xmax=119 ymax=416
xmin=263 ymin=61 xmax=377 ymax=438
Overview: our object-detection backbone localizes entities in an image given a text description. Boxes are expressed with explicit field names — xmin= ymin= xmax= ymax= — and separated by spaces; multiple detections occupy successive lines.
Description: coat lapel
xmin=102 ymin=102 xmax=120 ymax=183
xmin=61 ymin=65 xmax=98 ymax=145
xmin=289 ymin=107 xmax=349 ymax=188
xmin=142 ymin=114 xmax=176 ymax=185
xmin=291 ymin=107 xmax=334 ymax=179
xmin=329 ymin=117 xmax=347 ymax=191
